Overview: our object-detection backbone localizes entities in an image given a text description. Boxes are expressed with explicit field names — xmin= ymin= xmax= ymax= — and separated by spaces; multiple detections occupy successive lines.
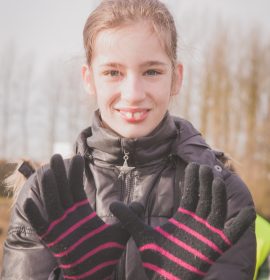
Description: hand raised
xmin=110 ymin=163 xmax=255 ymax=280
xmin=24 ymin=154 xmax=129 ymax=280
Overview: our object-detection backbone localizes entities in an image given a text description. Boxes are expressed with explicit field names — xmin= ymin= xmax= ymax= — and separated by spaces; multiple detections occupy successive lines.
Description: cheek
xmin=152 ymin=82 xmax=172 ymax=104
xmin=159 ymin=95 xmax=171 ymax=108
xmin=92 ymin=74 xmax=104 ymax=90
xmin=92 ymin=76 xmax=112 ymax=103
xmin=95 ymin=86 xmax=119 ymax=110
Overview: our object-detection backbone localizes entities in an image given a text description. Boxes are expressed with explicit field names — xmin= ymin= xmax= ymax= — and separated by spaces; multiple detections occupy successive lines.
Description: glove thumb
xmin=24 ymin=198 xmax=48 ymax=236
xmin=110 ymin=201 xmax=146 ymax=240
xmin=225 ymin=206 xmax=256 ymax=244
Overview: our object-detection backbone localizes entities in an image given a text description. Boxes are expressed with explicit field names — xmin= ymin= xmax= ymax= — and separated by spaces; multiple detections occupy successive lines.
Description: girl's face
xmin=82 ymin=21 xmax=183 ymax=138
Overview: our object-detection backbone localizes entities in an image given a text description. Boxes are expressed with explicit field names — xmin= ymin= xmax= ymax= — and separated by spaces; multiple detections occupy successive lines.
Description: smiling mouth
xmin=115 ymin=109 xmax=150 ymax=122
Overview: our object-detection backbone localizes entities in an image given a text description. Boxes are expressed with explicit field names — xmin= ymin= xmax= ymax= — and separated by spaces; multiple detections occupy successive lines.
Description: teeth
xmin=126 ymin=112 xmax=132 ymax=119
xmin=134 ymin=112 xmax=142 ymax=120
xmin=119 ymin=110 xmax=146 ymax=120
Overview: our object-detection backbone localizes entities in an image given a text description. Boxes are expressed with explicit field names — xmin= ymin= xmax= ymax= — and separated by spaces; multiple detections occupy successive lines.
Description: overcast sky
xmin=0 ymin=0 xmax=270 ymax=66
xmin=0 ymin=0 xmax=269 ymax=159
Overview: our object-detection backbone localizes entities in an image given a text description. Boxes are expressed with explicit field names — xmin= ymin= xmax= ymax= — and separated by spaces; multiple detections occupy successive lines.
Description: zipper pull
xmin=119 ymin=150 xmax=131 ymax=178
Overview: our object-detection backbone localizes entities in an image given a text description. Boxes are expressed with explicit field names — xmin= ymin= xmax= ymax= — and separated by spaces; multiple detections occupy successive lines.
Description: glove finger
xmin=207 ymin=178 xmax=227 ymax=229
xmin=224 ymin=207 xmax=256 ymax=244
xmin=42 ymin=169 xmax=64 ymax=220
xmin=196 ymin=165 xmax=213 ymax=218
xmin=50 ymin=154 xmax=73 ymax=209
xmin=24 ymin=198 xmax=49 ymax=236
xmin=110 ymin=202 xmax=144 ymax=243
xmin=68 ymin=155 xmax=87 ymax=203
xmin=129 ymin=201 xmax=145 ymax=219
xmin=110 ymin=201 xmax=146 ymax=242
xmin=180 ymin=162 xmax=200 ymax=212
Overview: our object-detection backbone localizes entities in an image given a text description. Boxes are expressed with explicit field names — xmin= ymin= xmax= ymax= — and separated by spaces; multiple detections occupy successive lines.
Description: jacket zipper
xmin=124 ymin=170 xmax=135 ymax=204
xmin=117 ymin=147 xmax=136 ymax=279
xmin=118 ymin=150 xmax=130 ymax=178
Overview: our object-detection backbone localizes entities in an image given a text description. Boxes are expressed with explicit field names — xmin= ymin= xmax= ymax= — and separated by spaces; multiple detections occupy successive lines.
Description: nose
xmin=120 ymin=74 xmax=146 ymax=103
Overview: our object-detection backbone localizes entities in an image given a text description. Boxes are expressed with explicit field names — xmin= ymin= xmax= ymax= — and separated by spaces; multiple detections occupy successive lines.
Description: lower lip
xmin=118 ymin=110 xmax=149 ymax=123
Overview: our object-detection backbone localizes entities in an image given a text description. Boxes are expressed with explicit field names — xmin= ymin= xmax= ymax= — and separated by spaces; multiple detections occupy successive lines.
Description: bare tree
xmin=0 ymin=44 xmax=16 ymax=158
xmin=40 ymin=62 xmax=63 ymax=156
xmin=18 ymin=53 xmax=35 ymax=156
xmin=199 ymin=27 xmax=233 ymax=150
xmin=62 ymin=58 xmax=93 ymax=143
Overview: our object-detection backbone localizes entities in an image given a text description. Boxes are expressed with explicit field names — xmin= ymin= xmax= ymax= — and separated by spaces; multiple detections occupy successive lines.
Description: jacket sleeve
xmin=1 ymin=167 xmax=58 ymax=280
xmin=204 ymin=171 xmax=256 ymax=280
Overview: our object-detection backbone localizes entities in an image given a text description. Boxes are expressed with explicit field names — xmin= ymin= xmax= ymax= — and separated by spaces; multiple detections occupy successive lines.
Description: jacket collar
xmin=76 ymin=110 xmax=178 ymax=167
xmin=75 ymin=110 xmax=227 ymax=176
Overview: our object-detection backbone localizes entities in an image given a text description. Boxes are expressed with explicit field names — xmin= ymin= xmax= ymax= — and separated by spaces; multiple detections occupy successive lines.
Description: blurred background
xmin=0 ymin=0 xmax=270 ymax=271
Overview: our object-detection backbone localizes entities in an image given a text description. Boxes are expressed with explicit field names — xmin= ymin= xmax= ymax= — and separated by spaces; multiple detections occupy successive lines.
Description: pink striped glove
xmin=110 ymin=163 xmax=256 ymax=280
xmin=24 ymin=154 xmax=129 ymax=280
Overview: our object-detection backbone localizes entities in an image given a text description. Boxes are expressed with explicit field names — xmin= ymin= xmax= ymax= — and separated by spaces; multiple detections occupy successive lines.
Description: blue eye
xmin=145 ymin=69 xmax=161 ymax=76
xmin=103 ymin=70 xmax=121 ymax=77
xmin=109 ymin=70 xmax=120 ymax=76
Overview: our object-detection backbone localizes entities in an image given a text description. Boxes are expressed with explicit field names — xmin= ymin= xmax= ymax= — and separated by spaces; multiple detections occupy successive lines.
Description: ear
xmin=171 ymin=63 xmax=183 ymax=96
xmin=81 ymin=64 xmax=96 ymax=95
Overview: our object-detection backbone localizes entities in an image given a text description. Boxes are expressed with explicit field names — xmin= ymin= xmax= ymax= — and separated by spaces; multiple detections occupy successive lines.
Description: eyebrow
xmin=140 ymin=61 xmax=168 ymax=67
xmin=100 ymin=61 xmax=168 ymax=68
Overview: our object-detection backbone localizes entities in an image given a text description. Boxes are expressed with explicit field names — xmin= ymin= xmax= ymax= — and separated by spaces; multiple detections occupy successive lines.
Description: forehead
xmin=92 ymin=21 xmax=170 ymax=66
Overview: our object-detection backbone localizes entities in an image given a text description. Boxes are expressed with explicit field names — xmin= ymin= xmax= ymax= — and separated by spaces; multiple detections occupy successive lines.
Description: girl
xmin=1 ymin=0 xmax=256 ymax=279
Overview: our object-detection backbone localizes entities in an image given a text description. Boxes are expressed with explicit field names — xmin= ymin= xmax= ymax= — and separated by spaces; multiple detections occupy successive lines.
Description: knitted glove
xmin=24 ymin=154 xmax=129 ymax=280
xmin=110 ymin=163 xmax=256 ymax=280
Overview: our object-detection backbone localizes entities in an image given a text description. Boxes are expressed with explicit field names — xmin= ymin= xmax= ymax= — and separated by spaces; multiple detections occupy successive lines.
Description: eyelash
xmin=103 ymin=70 xmax=121 ymax=77
xmin=102 ymin=69 xmax=163 ymax=78
xmin=144 ymin=69 xmax=162 ymax=76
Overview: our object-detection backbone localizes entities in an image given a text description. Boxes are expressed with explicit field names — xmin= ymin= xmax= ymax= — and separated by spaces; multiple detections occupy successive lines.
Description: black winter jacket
xmin=1 ymin=112 xmax=256 ymax=280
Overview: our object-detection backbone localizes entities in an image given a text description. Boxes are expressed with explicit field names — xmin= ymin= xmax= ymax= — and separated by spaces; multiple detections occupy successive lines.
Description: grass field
xmin=0 ymin=197 xmax=12 ymax=274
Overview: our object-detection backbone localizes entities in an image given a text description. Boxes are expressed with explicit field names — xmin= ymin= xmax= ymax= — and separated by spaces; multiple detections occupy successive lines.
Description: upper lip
xmin=114 ymin=107 xmax=150 ymax=113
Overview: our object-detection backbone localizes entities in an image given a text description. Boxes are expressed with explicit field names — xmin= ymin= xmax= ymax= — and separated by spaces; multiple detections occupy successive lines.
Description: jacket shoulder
xmin=172 ymin=116 xmax=255 ymax=211
xmin=1 ymin=159 xmax=71 ymax=279
xmin=172 ymin=117 xmax=224 ymax=172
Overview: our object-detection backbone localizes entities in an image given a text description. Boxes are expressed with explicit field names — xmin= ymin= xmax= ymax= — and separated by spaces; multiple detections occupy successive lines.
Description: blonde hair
xmin=5 ymin=159 xmax=39 ymax=206
xmin=83 ymin=0 xmax=178 ymax=68
xmin=215 ymin=151 xmax=237 ymax=173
